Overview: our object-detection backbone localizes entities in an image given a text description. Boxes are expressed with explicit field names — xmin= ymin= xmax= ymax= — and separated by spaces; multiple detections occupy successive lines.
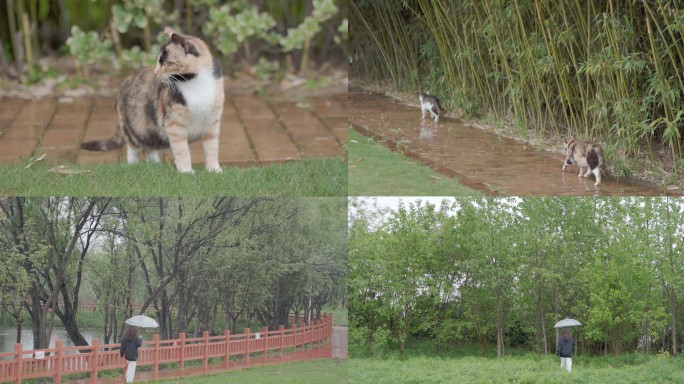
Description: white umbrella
xmin=125 ymin=315 xmax=159 ymax=328
xmin=554 ymin=318 xmax=582 ymax=328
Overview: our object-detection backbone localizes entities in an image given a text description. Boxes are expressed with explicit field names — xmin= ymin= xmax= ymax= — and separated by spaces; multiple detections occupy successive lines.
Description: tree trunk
xmin=537 ymin=283 xmax=548 ymax=354
xmin=15 ymin=318 xmax=22 ymax=344
xmin=496 ymin=285 xmax=504 ymax=357
xmin=56 ymin=290 xmax=88 ymax=347
xmin=29 ymin=286 xmax=49 ymax=349
xmin=671 ymin=289 xmax=677 ymax=355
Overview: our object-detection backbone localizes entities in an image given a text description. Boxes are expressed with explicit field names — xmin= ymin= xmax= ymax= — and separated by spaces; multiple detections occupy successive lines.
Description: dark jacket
xmin=557 ymin=336 xmax=575 ymax=358
xmin=120 ymin=336 xmax=142 ymax=361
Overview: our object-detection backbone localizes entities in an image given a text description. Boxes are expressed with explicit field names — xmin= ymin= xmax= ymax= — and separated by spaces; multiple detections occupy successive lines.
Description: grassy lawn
xmin=152 ymin=359 xmax=346 ymax=384
xmin=0 ymin=158 xmax=346 ymax=196
xmin=348 ymin=128 xmax=478 ymax=196
xmin=350 ymin=347 xmax=684 ymax=384
xmin=324 ymin=307 xmax=348 ymax=326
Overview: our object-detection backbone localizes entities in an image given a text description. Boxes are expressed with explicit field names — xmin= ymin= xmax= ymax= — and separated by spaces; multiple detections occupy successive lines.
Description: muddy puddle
xmin=349 ymin=86 xmax=674 ymax=196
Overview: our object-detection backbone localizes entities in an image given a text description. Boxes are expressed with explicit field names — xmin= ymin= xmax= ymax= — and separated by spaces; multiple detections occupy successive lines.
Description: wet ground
xmin=332 ymin=326 xmax=348 ymax=359
xmin=349 ymin=86 xmax=673 ymax=196
xmin=0 ymin=92 xmax=346 ymax=166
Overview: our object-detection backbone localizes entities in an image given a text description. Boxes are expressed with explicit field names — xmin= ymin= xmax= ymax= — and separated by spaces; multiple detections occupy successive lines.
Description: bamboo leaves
xmin=351 ymin=0 xmax=684 ymax=171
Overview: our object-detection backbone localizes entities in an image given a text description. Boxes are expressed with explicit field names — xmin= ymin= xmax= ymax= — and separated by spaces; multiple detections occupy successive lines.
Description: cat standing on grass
xmin=419 ymin=92 xmax=445 ymax=122
xmin=81 ymin=27 xmax=224 ymax=173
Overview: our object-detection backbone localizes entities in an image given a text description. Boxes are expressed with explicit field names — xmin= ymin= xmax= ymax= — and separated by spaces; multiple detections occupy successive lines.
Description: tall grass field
xmin=350 ymin=350 xmax=684 ymax=384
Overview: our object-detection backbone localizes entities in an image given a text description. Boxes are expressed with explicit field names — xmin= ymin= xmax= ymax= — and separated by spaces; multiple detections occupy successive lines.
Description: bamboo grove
xmin=349 ymin=197 xmax=684 ymax=357
xmin=0 ymin=197 xmax=347 ymax=350
xmin=350 ymin=1 xmax=684 ymax=171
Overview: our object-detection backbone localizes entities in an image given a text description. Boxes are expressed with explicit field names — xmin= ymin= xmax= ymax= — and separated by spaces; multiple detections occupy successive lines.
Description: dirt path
xmin=350 ymin=87 xmax=674 ymax=196
xmin=332 ymin=326 xmax=348 ymax=359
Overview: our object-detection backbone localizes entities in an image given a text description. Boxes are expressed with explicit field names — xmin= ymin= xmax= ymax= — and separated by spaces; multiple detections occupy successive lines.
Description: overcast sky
xmin=351 ymin=196 xmax=456 ymax=213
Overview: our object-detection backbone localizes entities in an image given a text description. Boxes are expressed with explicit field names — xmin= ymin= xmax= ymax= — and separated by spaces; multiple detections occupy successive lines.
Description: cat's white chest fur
xmin=176 ymin=71 xmax=217 ymax=137
xmin=177 ymin=71 xmax=216 ymax=111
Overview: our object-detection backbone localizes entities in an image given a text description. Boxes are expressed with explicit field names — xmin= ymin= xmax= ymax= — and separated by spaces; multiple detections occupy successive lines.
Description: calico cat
xmin=562 ymin=137 xmax=606 ymax=186
xmin=81 ymin=27 xmax=224 ymax=173
xmin=419 ymin=92 xmax=445 ymax=122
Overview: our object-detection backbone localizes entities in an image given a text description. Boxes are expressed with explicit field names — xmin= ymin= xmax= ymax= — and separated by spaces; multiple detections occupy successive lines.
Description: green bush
xmin=66 ymin=25 xmax=113 ymax=75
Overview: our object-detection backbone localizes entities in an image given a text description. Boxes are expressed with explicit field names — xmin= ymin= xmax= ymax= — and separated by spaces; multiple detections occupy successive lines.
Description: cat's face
xmin=154 ymin=29 xmax=211 ymax=77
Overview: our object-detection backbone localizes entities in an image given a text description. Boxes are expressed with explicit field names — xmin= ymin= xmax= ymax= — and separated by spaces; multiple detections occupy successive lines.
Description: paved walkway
xmin=349 ymin=87 xmax=673 ymax=196
xmin=0 ymin=92 xmax=346 ymax=165
xmin=332 ymin=326 xmax=348 ymax=359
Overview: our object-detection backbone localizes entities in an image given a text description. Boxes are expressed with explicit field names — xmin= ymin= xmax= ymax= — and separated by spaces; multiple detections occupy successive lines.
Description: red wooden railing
xmin=0 ymin=314 xmax=333 ymax=384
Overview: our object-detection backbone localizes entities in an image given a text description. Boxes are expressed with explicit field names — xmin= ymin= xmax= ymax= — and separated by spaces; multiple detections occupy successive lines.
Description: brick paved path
xmin=0 ymin=92 xmax=346 ymax=165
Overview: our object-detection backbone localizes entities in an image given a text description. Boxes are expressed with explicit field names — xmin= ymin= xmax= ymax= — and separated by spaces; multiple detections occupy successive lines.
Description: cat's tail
xmin=80 ymin=135 xmax=125 ymax=151
xmin=436 ymin=98 xmax=445 ymax=112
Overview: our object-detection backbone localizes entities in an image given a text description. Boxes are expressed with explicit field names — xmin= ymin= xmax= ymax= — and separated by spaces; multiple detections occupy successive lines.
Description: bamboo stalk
xmin=6 ymin=0 xmax=21 ymax=74
xmin=350 ymin=1 xmax=684 ymax=167
xmin=21 ymin=12 xmax=33 ymax=80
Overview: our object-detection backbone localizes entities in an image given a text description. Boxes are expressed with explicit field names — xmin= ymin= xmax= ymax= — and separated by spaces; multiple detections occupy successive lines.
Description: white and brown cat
xmin=419 ymin=92 xmax=445 ymax=122
xmin=81 ymin=28 xmax=224 ymax=173
xmin=562 ymin=137 xmax=606 ymax=186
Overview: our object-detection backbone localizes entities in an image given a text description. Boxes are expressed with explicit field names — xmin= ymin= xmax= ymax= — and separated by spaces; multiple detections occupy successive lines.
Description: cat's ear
xmin=171 ymin=33 xmax=186 ymax=46
xmin=171 ymin=33 xmax=199 ymax=57
xmin=164 ymin=26 xmax=176 ymax=38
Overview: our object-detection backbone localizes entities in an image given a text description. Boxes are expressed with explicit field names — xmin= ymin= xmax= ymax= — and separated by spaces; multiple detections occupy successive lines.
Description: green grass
xmin=348 ymin=129 xmax=478 ymax=196
xmin=151 ymin=359 xmax=347 ymax=384
xmin=350 ymin=344 xmax=684 ymax=384
xmin=324 ymin=307 xmax=348 ymax=326
xmin=0 ymin=158 xmax=346 ymax=196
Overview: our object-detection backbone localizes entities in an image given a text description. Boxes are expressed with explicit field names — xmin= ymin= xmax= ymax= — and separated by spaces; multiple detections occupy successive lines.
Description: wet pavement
xmin=332 ymin=326 xmax=348 ymax=359
xmin=0 ymin=92 xmax=346 ymax=166
xmin=349 ymin=87 xmax=672 ymax=196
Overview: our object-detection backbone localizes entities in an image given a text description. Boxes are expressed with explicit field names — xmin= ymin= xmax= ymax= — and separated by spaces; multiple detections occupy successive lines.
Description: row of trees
xmin=350 ymin=197 xmax=684 ymax=357
xmin=0 ymin=197 xmax=347 ymax=350
xmin=350 ymin=0 xmax=684 ymax=172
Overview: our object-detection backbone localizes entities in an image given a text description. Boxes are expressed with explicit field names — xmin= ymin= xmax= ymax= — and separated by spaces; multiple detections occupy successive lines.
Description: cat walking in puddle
xmin=419 ymin=92 xmax=445 ymax=122
xmin=81 ymin=27 xmax=224 ymax=173
xmin=562 ymin=137 xmax=606 ymax=186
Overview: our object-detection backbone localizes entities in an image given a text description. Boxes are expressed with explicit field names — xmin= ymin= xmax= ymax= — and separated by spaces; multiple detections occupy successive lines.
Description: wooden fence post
xmin=14 ymin=343 xmax=22 ymax=384
xmin=54 ymin=340 xmax=63 ymax=384
xmin=152 ymin=334 xmax=159 ymax=379
xmin=89 ymin=338 xmax=99 ymax=384
xmin=244 ymin=328 xmax=250 ymax=363
xmin=278 ymin=325 xmax=285 ymax=356
xmin=313 ymin=320 xmax=317 ymax=346
xmin=178 ymin=333 xmax=186 ymax=377
xmin=261 ymin=327 xmax=268 ymax=355
xmin=328 ymin=314 xmax=332 ymax=339
xmin=223 ymin=330 xmax=230 ymax=369
xmin=292 ymin=324 xmax=297 ymax=351
xmin=203 ymin=331 xmax=209 ymax=374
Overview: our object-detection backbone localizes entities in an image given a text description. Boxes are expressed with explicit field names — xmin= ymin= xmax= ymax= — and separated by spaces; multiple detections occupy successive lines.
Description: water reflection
xmin=419 ymin=119 xmax=438 ymax=140
xmin=0 ymin=327 xmax=158 ymax=356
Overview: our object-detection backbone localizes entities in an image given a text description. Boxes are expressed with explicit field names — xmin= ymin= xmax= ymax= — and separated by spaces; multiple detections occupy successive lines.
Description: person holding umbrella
xmin=120 ymin=315 xmax=159 ymax=383
xmin=554 ymin=318 xmax=581 ymax=373
xmin=120 ymin=325 xmax=142 ymax=383
xmin=556 ymin=329 xmax=575 ymax=373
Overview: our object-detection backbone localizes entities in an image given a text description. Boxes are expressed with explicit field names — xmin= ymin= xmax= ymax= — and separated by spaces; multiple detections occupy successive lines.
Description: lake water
xmin=0 ymin=326 xmax=158 ymax=356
